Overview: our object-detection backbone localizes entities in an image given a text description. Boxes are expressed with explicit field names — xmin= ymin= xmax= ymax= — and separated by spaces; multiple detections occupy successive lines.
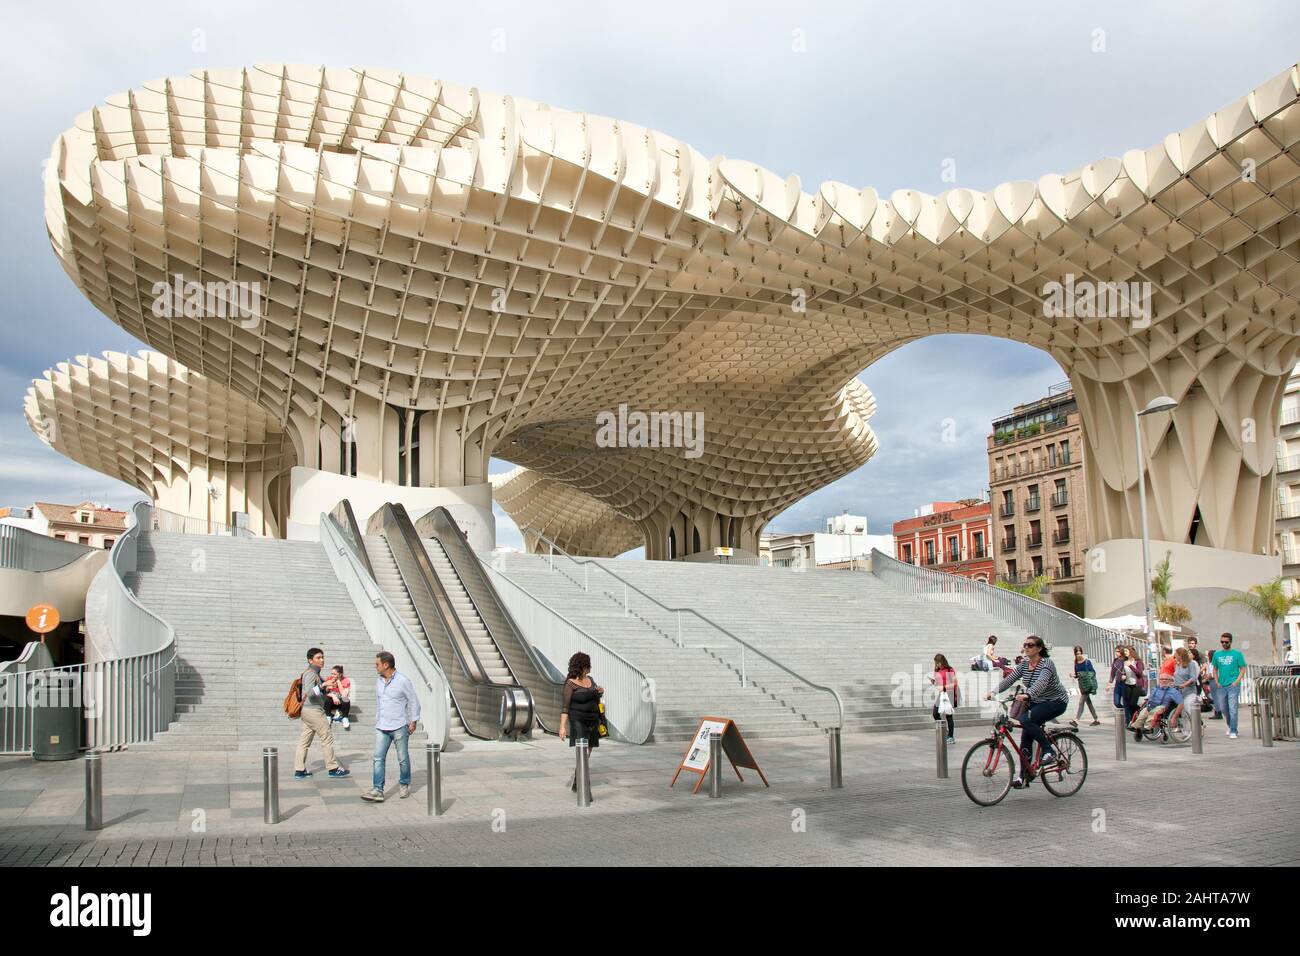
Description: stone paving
xmin=0 ymin=721 xmax=1296 ymax=866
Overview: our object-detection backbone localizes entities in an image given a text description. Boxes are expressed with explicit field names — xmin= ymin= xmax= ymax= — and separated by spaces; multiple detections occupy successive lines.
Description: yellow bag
xmin=597 ymin=700 xmax=609 ymax=738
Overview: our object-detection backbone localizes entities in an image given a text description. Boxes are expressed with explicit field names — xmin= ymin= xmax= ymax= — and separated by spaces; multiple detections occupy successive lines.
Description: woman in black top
xmin=560 ymin=652 xmax=604 ymax=792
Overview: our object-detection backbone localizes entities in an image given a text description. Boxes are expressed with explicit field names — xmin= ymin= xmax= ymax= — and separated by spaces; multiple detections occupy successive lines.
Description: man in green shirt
xmin=1209 ymin=632 xmax=1248 ymax=738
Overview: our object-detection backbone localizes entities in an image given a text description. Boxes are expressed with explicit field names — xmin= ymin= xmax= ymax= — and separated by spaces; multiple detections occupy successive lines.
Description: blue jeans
xmin=1215 ymin=683 xmax=1241 ymax=734
xmin=1019 ymin=697 xmax=1067 ymax=773
xmin=373 ymin=725 xmax=411 ymax=790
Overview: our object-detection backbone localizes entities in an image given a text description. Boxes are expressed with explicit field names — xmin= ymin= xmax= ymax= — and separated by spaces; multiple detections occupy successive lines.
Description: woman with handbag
xmin=1072 ymin=646 xmax=1101 ymax=725
xmin=929 ymin=654 xmax=959 ymax=744
xmin=1119 ymin=646 xmax=1144 ymax=726
xmin=559 ymin=651 xmax=604 ymax=796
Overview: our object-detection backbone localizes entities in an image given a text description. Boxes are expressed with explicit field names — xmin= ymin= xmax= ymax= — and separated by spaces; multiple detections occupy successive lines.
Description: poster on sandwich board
xmin=670 ymin=716 xmax=769 ymax=794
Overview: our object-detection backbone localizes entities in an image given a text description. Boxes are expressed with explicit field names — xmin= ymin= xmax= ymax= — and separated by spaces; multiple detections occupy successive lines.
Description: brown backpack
xmin=284 ymin=677 xmax=303 ymax=719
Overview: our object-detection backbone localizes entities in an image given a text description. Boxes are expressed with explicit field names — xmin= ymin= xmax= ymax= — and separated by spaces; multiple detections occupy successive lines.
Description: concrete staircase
xmin=493 ymin=554 xmax=1033 ymax=737
xmin=490 ymin=554 xmax=828 ymax=740
xmin=126 ymin=532 xmax=397 ymax=754
xmin=362 ymin=536 xmax=469 ymax=741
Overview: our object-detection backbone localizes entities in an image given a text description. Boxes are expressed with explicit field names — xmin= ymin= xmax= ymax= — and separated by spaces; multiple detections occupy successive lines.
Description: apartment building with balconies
xmin=1275 ymin=364 xmax=1300 ymax=650
xmin=892 ymin=500 xmax=994 ymax=582
xmin=987 ymin=384 xmax=1089 ymax=595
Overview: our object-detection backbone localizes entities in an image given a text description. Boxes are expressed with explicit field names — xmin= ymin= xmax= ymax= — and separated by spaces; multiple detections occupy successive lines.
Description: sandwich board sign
xmin=670 ymin=716 xmax=769 ymax=794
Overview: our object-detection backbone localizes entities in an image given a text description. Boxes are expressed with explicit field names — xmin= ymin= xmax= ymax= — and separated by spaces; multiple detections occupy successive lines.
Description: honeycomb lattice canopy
xmin=43 ymin=63 xmax=1300 ymax=556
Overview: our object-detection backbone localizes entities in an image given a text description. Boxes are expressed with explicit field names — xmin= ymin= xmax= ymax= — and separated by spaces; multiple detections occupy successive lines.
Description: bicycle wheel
xmin=1140 ymin=724 xmax=1162 ymax=742
xmin=961 ymin=738 xmax=1016 ymax=807
xmin=1041 ymin=732 xmax=1087 ymax=797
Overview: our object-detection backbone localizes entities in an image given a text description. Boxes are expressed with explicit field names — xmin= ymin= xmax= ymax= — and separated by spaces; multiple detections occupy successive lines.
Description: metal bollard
xmin=829 ymin=727 xmax=843 ymax=789
xmin=1261 ymin=696 xmax=1274 ymax=748
xmin=575 ymin=738 xmax=591 ymax=807
xmin=262 ymin=747 xmax=280 ymax=825
xmin=1190 ymin=696 xmax=1203 ymax=754
xmin=708 ymin=732 xmax=722 ymax=797
xmin=426 ymin=743 xmax=442 ymax=816
xmin=84 ymin=750 xmax=102 ymax=831
xmin=1114 ymin=707 xmax=1127 ymax=761
xmin=934 ymin=721 xmax=948 ymax=779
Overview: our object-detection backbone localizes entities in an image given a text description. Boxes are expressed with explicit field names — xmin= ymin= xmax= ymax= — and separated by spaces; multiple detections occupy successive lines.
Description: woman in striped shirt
xmin=985 ymin=635 xmax=1069 ymax=788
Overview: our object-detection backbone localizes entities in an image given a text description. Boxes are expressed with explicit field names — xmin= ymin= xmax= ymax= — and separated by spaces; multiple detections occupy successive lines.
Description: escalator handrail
xmin=420 ymin=507 xmax=564 ymax=733
xmin=381 ymin=504 xmax=530 ymax=739
xmin=319 ymin=511 xmax=451 ymax=749
xmin=329 ymin=500 xmax=375 ymax=581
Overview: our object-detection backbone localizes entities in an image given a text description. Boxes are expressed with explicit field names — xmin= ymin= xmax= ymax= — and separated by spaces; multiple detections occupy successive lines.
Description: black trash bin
xmin=32 ymin=671 xmax=82 ymax=761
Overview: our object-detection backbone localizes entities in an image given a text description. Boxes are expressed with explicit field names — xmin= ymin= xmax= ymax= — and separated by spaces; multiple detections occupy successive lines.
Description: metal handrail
xmin=484 ymin=559 xmax=656 ymax=744
xmin=531 ymin=531 xmax=844 ymax=730
xmin=380 ymin=504 xmax=531 ymax=738
xmin=420 ymin=507 xmax=563 ymax=734
xmin=320 ymin=509 xmax=451 ymax=749
xmin=871 ymin=548 xmax=1128 ymax=667
xmin=146 ymin=505 xmax=247 ymax=537
xmin=329 ymin=500 xmax=374 ymax=580
xmin=0 ymin=523 xmax=97 ymax=572
xmin=1 ymin=502 xmax=178 ymax=754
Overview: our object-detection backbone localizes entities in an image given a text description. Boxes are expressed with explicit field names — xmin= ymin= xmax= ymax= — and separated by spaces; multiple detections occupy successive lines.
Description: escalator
xmin=352 ymin=502 xmax=533 ymax=741
xmin=416 ymin=507 xmax=565 ymax=734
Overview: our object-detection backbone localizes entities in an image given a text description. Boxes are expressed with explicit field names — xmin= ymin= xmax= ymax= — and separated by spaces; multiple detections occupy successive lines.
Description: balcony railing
xmin=1278 ymin=455 xmax=1300 ymax=473
xmin=992 ymin=417 xmax=1073 ymax=445
xmin=991 ymin=454 xmax=1075 ymax=481
xmin=1001 ymin=538 xmax=1017 ymax=553
xmin=999 ymin=503 xmax=1015 ymax=517
xmin=1025 ymin=496 xmax=1041 ymax=512
xmin=1052 ymin=529 xmax=1070 ymax=545
xmin=1278 ymin=501 xmax=1300 ymax=520
xmin=1051 ymin=491 xmax=1069 ymax=508
xmin=970 ymin=545 xmax=988 ymax=559
xmin=945 ymin=550 xmax=963 ymax=563
xmin=1025 ymin=534 xmax=1044 ymax=549
xmin=1283 ymin=549 xmax=1300 ymax=566
xmin=923 ymin=554 xmax=939 ymax=566
xmin=1282 ymin=407 xmax=1300 ymax=427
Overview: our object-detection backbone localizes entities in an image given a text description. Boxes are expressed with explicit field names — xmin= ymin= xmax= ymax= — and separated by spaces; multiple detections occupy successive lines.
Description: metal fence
xmin=0 ymin=502 xmax=177 ymax=754
xmin=1250 ymin=674 xmax=1300 ymax=740
xmin=870 ymin=548 xmax=1128 ymax=667
xmin=146 ymin=505 xmax=249 ymax=537
xmin=535 ymin=534 xmax=843 ymax=731
xmin=0 ymin=524 xmax=96 ymax=572
xmin=484 ymin=559 xmax=656 ymax=744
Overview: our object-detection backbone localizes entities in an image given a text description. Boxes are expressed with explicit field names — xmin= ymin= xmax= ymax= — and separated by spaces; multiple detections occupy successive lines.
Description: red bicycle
xmin=961 ymin=693 xmax=1088 ymax=806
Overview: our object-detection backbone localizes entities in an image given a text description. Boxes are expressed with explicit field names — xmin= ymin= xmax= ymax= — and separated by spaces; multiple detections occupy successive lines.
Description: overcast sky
xmin=3 ymin=1 xmax=1296 ymax=551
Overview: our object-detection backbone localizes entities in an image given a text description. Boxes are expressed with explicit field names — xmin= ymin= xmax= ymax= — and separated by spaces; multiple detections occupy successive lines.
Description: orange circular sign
xmin=26 ymin=604 xmax=60 ymax=634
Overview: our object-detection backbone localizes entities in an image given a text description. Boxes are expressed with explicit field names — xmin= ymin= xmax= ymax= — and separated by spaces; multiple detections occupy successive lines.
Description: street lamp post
xmin=1135 ymin=396 xmax=1179 ymax=660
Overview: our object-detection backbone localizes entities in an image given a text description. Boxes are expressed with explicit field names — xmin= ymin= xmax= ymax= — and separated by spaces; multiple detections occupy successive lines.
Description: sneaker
xmin=1011 ymin=776 xmax=1029 ymax=789
xmin=341 ymin=717 xmax=351 ymax=730
xmin=293 ymin=770 xmax=312 ymax=779
xmin=945 ymin=736 xmax=956 ymax=744
xmin=1090 ymin=720 xmax=1101 ymax=726
xmin=399 ymin=784 xmax=410 ymax=799
xmin=360 ymin=788 xmax=384 ymax=802
xmin=1228 ymin=731 xmax=1238 ymax=739
xmin=328 ymin=767 xmax=350 ymax=778
xmin=1039 ymin=752 xmax=1060 ymax=772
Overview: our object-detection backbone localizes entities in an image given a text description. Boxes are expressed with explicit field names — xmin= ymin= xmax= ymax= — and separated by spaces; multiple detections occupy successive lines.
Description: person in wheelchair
xmin=1129 ymin=673 xmax=1182 ymax=739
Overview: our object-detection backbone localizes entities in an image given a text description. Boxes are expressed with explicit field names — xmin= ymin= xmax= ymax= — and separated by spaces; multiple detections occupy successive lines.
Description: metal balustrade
xmin=0 ymin=524 xmax=96 ymax=572
xmin=534 ymin=533 xmax=843 ymax=731
xmin=872 ymin=548 xmax=1127 ymax=666
xmin=1 ymin=502 xmax=177 ymax=754
xmin=1278 ymin=455 xmax=1300 ymax=473
xmin=146 ymin=505 xmax=250 ymax=537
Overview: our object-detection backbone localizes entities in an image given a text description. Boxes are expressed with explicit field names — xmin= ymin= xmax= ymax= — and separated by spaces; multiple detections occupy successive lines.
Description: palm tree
xmin=1151 ymin=550 xmax=1192 ymax=630
xmin=1218 ymin=578 xmax=1300 ymax=665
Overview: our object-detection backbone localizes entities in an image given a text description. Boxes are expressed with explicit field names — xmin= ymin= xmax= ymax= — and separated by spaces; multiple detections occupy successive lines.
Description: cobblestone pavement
xmin=1 ymin=722 xmax=1296 ymax=866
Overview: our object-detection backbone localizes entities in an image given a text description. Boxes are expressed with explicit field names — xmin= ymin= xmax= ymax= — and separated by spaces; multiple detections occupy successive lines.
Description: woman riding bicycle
xmin=984 ymin=635 xmax=1069 ymax=789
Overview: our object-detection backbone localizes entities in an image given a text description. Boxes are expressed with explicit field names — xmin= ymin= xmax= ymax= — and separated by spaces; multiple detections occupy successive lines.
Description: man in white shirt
xmin=360 ymin=651 xmax=421 ymax=802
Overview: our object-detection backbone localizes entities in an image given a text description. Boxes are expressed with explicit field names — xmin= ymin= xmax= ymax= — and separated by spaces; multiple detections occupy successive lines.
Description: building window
xmin=1031 ymin=555 xmax=1044 ymax=576
xmin=902 ymin=544 xmax=913 ymax=563
xmin=1060 ymin=439 xmax=1071 ymax=464
xmin=103 ymin=539 xmax=114 ymax=550
xmin=79 ymin=535 xmax=90 ymax=546
xmin=924 ymin=540 xmax=936 ymax=565
xmin=1006 ymin=559 xmax=1017 ymax=579
xmin=1059 ymin=555 xmax=1073 ymax=578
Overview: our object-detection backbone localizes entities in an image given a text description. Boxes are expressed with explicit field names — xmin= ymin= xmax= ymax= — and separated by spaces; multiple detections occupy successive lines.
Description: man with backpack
xmin=291 ymin=647 xmax=350 ymax=779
